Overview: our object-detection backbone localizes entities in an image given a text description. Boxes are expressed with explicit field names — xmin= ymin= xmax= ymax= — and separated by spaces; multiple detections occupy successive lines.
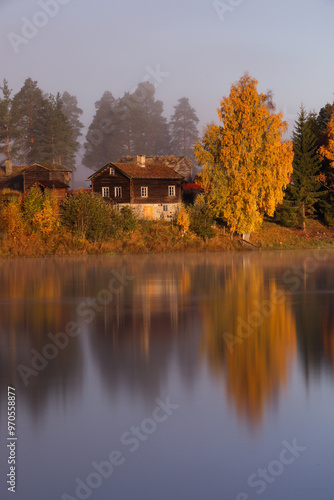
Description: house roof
xmin=118 ymin=155 xmax=193 ymax=169
xmin=0 ymin=163 xmax=71 ymax=179
xmin=28 ymin=180 xmax=69 ymax=190
xmin=88 ymin=162 xmax=183 ymax=180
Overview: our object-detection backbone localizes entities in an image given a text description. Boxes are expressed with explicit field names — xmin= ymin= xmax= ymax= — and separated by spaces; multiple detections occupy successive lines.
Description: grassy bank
xmin=0 ymin=219 xmax=333 ymax=258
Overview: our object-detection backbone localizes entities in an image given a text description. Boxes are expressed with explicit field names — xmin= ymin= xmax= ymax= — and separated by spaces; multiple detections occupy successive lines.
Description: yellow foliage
xmin=318 ymin=106 xmax=334 ymax=167
xmin=0 ymin=196 xmax=26 ymax=239
xmin=32 ymin=190 xmax=59 ymax=237
xmin=195 ymin=73 xmax=294 ymax=234
xmin=177 ymin=205 xmax=190 ymax=233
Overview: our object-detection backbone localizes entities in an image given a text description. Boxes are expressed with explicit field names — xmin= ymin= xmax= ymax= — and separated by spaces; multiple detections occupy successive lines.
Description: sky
xmin=1 ymin=0 xmax=334 ymax=185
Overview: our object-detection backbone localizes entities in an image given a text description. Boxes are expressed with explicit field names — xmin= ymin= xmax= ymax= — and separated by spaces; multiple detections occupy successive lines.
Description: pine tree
xmin=0 ymin=79 xmax=16 ymax=160
xmin=11 ymin=78 xmax=45 ymax=163
xmin=28 ymin=93 xmax=76 ymax=168
xmin=83 ymin=83 xmax=170 ymax=169
xmin=60 ymin=91 xmax=84 ymax=145
xmin=276 ymin=106 xmax=323 ymax=229
xmin=83 ymin=91 xmax=122 ymax=169
xmin=169 ymin=97 xmax=199 ymax=162
xmin=126 ymin=82 xmax=170 ymax=155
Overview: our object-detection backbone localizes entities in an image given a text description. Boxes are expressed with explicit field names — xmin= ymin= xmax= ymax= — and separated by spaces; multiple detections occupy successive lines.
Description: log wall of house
xmin=91 ymin=170 xmax=131 ymax=202
xmin=24 ymin=166 xmax=50 ymax=189
xmin=51 ymin=171 xmax=70 ymax=184
xmin=8 ymin=175 xmax=24 ymax=192
xmin=131 ymin=179 xmax=182 ymax=204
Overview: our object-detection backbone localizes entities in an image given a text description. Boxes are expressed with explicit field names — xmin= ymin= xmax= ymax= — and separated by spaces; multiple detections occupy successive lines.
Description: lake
xmin=0 ymin=250 xmax=334 ymax=500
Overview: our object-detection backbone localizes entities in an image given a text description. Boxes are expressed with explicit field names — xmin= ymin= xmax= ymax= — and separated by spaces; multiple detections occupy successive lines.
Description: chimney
xmin=5 ymin=159 xmax=12 ymax=175
xmin=136 ymin=155 xmax=146 ymax=168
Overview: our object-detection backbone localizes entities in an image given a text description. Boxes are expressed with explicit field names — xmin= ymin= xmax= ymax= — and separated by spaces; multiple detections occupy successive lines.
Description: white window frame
xmin=102 ymin=187 xmax=109 ymax=197
xmin=168 ymin=185 xmax=175 ymax=196
xmin=109 ymin=167 xmax=115 ymax=175
xmin=114 ymin=187 xmax=122 ymax=198
xmin=141 ymin=186 xmax=148 ymax=198
xmin=163 ymin=205 xmax=168 ymax=212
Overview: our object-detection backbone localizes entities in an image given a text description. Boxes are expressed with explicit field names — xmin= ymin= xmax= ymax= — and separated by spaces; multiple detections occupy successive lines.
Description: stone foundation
xmin=116 ymin=203 xmax=180 ymax=221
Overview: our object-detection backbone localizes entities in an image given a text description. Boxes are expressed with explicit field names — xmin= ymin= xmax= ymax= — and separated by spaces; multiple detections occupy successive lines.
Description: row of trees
xmin=0 ymin=78 xmax=83 ymax=168
xmin=83 ymin=82 xmax=199 ymax=168
xmin=194 ymin=73 xmax=334 ymax=233
xmin=0 ymin=78 xmax=200 ymax=170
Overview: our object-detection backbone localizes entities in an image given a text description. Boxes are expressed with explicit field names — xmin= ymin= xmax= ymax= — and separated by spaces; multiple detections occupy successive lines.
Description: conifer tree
xmin=11 ymin=78 xmax=45 ymax=163
xmin=83 ymin=83 xmax=170 ymax=169
xmin=60 ymin=91 xmax=84 ymax=145
xmin=169 ymin=97 xmax=199 ymax=162
xmin=124 ymin=82 xmax=170 ymax=155
xmin=0 ymin=79 xmax=18 ymax=160
xmin=276 ymin=106 xmax=323 ymax=229
xmin=83 ymin=91 xmax=121 ymax=169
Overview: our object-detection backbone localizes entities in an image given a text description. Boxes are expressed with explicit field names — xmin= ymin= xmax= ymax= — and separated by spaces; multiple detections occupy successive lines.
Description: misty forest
xmin=0 ymin=77 xmax=200 ymax=169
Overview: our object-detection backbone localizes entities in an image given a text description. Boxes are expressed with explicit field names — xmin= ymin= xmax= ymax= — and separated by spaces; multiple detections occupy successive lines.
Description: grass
xmin=0 ymin=218 xmax=333 ymax=258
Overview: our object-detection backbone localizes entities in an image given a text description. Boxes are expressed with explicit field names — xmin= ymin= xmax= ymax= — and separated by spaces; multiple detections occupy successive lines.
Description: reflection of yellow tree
xmin=200 ymin=262 xmax=297 ymax=427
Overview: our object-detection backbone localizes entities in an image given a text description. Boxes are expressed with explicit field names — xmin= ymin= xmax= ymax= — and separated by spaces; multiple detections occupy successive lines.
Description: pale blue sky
xmin=1 ymin=0 xmax=334 ymax=183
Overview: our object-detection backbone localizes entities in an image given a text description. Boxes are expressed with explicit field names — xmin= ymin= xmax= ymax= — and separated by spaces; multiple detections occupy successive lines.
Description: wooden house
xmin=88 ymin=155 xmax=183 ymax=220
xmin=0 ymin=161 xmax=71 ymax=199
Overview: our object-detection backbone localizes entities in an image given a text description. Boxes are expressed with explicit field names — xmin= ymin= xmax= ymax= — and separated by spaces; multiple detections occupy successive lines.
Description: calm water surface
xmin=1 ymin=251 xmax=334 ymax=500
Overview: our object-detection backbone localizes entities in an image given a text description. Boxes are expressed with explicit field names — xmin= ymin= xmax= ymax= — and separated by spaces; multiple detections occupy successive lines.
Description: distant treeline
xmin=0 ymin=78 xmax=200 ymax=170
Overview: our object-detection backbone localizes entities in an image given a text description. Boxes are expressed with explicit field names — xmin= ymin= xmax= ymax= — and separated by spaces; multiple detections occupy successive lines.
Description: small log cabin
xmin=88 ymin=155 xmax=183 ymax=220
xmin=0 ymin=161 xmax=71 ymax=199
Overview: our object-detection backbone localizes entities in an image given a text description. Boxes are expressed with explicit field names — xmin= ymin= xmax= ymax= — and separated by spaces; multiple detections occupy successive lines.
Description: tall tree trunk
xmin=302 ymin=202 xmax=305 ymax=231
xmin=6 ymin=124 xmax=10 ymax=160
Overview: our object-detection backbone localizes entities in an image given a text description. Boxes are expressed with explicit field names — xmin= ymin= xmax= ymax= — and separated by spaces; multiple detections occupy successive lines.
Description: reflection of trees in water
xmin=0 ymin=257 xmax=114 ymax=422
xmin=1 ymin=252 xmax=334 ymax=426
xmin=200 ymin=259 xmax=297 ymax=427
xmin=86 ymin=256 xmax=201 ymax=406
xmin=287 ymin=258 xmax=334 ymax=379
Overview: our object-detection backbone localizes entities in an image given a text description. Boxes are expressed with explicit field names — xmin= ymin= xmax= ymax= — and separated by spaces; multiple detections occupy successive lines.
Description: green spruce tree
xmin=276 ymin=105 xmax=323 ymax=229
xmin=169 ymin=97 xmax=199 ymax=162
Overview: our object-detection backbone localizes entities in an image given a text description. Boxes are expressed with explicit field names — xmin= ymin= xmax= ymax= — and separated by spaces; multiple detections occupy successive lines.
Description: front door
xmin=143 ymin=205 xmax=153 ymax=220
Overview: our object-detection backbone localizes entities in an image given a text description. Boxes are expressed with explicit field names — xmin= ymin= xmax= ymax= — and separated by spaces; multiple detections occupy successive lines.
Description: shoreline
xmin=0 ymin=220 xmax=333 ymax=259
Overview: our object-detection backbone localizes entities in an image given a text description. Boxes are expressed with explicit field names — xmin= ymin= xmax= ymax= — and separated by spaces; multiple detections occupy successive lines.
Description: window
xmin=141 ymin=186 xmax=148 ymax=197
xmin=109 ymin=167 xmax=115 ymax=175
xmin=102 ymin=187 xmax=109 ymax=197
xmin=168 ymin=185 xmax=175 ymax=196
xmin=115 ymin=187 xmax=122 ymax=198
xmin=163 ymin=205 xmax=168 ymax=212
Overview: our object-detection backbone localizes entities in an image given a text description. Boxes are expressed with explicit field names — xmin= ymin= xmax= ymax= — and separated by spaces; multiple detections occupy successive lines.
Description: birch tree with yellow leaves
xmin=319 ymin=107 xmax=334 ymax=168
xmin=194 ymin=73 xmax=294 ymax=235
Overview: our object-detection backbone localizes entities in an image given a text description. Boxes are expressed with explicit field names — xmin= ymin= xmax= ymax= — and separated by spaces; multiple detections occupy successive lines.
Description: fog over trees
xmin=0 ymin=77 xmax=200 ymax=171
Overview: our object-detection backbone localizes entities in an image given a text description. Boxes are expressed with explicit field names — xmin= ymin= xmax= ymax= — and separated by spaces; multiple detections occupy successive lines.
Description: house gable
xmin=88 ymin=163 xmax=131 ymax=203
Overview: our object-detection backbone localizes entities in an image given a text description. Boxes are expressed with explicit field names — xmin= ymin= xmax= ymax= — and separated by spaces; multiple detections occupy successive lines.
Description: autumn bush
xmin=177 ymin=204 xmax=190 ymax=233
xmin=60 ymin=191 xmax=122 ymax=241
xmin=118 ymin=206 xmax=138 ymax=233
xmin=0 ymin=194 xmax=26 ymax=240
xmin=188 ymin=195 xmax=215 ymax=240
